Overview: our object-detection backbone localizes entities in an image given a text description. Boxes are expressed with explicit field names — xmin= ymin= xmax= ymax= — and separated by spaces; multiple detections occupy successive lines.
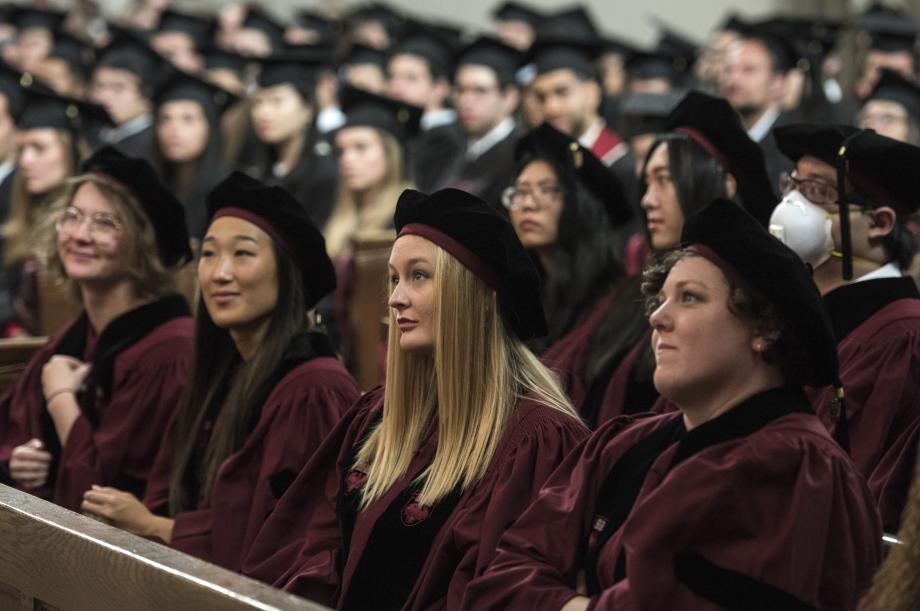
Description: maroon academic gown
xmin=808 ymin=277 xmax=920 ymax=532
xmin=143 ymin=332 xmax=359 ymax=573
xmin=0 ymin=296 xmax=193 ymax=511
xmin=465 ymin=387 xmax=882 ymax=611
xmin=242 ymin=386 xmax=588 ymax=610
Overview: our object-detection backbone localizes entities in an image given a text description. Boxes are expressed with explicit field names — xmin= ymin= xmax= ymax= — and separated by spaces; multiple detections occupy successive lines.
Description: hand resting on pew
xmin=82 ymin=485 xmax=175 ymax=544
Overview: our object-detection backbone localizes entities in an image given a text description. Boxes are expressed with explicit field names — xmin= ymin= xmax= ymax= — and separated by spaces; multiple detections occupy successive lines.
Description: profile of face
xmin=89 ymin=66 xmax=151 ymax=125
xmin=388 ymin=234 xmax=437 ymax=354
xmin=641 ymin=143 xmax=684 ymax=251
xmin=858 ymin=99 xmax=913 ymax=143
xmin=199 ymin=216 xmax=279 ymax=332
xmin=649 ymin=255 xmax=762 ymax=405
xmin=56 ymin=182 xmax=129 ymax=285
xmin=251 ymin=83 xmax=313 ymax=145
xmin=508 ymin=159 xmax=564 ymax=253
xmin=719 ymin=39 xmax=783 ymax=117
xmin=157 ymin=100 xmax=210 ymax=163
xmin=387 ymin=54 xmax=438 ymax=109
xmin=530 ymin=68 xmax=599 ymax=138
xmin=454 ymin=64 xmax=513 ymax=138
xmin=335 ymin=126 xmax=389 ymax=194
xmin=17 ymin=128 xmax=70 ymax=195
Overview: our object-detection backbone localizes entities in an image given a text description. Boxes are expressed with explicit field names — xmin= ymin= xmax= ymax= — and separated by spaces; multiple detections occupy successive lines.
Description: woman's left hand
xmin=41 ymin=356 xmax=91 ymax=402
xmin=81 ymin=486 xmax=153 ymax=536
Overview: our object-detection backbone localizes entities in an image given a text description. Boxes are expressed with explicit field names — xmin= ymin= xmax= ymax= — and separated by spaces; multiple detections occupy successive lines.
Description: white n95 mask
xmin=769 ymin=190 xmax=834 ymax=269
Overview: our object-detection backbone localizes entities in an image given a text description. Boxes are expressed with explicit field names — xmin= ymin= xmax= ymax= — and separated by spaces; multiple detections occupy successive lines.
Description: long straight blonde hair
xmin=356 ymin=246 xmax=580 ymax=508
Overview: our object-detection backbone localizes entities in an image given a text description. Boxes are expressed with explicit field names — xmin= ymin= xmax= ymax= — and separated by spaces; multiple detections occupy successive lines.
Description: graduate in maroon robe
xmin=0 ymin=147 xmax=194 ymax=512
xmin=771 ymin=124 xmax=920 ymax=531
xmin=466 ymin=199 xmax=882 ymax=610
xmin=242 ymin=188 xmax=587 ymax=609
xmin=80 ymin=172 xmax=359 ymax=573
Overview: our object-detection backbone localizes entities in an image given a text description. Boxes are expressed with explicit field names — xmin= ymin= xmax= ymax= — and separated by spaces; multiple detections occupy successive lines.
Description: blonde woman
xmin=243 ymin=188 xmax=588 ymax=610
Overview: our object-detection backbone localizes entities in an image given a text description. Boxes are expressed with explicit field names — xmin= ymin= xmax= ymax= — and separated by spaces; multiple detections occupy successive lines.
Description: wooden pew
xmin=0 ymin=484 xmax=329 ymax=610
xmin=349 ymin=230 xmax=394 ymax=391
xmin=0 ymin=337 xmax=48 ymax=394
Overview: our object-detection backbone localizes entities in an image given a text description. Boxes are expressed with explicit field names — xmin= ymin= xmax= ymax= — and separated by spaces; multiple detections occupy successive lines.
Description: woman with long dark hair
xmin=81 ymin=172 xmax=359 ymax=574
xmin=242 ymin=188 xmax=587 ymax=609
xmin=504 ymin=123 xmax=649 ymax=424
xmin=0 ymin=146 xmax=194 ymax=511
xmin=152 ymin=70 xmax=236 ymax=240
xmin=467 ymin=199 xmax=882 ymax=610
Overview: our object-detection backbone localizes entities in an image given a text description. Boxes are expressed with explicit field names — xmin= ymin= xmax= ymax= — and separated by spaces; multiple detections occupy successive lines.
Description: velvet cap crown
xmin=205 ymin=171 xmax=336 ymax=309
xmin=394 ymin=188 xmax=547 ymax=340
xmin=80 ymin=146 xmax=192 ymax=267
xmin=681 ymin=198 xmax=839 ymax=387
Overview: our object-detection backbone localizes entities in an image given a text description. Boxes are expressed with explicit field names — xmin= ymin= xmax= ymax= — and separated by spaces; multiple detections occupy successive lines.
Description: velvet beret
xmin=206 ymin=171 xmax=336 ymax=309
xmin=394 ymin=188 xmax=547 ymax=340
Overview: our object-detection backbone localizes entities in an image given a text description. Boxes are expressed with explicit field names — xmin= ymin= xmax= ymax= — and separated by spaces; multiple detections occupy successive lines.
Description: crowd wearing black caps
xmin=0 ymin=2 xmax=918 ymax=610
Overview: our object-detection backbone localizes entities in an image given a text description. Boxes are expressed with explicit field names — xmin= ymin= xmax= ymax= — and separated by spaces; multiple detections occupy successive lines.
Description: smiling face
xmin=508 ymin=159 xmax=564 ymax=253
xmin=641 ymin=142 xmax=684 ymax=251
xmin=198 ymin=216 xmax=279 ymax=332
xmin=648 ymin=255 xmax=758 ymax=405
xmin=388 ymin=234 xmax=437 ymax=354
xmin=56 ymin=181 xmax=129 ymax=286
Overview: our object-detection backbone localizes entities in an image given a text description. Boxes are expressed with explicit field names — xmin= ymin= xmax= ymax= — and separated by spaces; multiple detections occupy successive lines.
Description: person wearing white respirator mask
xmin=771 ymin=123 xmax=920 ymax=535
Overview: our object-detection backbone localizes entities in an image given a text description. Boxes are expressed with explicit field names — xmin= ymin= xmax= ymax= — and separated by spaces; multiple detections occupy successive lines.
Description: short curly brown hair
xmin=641 ymin=249 xmax=812 ymax=387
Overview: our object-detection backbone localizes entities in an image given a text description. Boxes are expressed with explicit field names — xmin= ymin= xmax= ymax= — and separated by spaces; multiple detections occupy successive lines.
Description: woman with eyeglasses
xmin=80 ymin=172 xmax=359 ymax=573
xmin=504 ymin=123 xmax=650 ymax=425
xmin=241 ymin=188 xmax=587 ymax=609
xmin=466 ymin=199 xmax=881 ymax=611
xmin=0 ymin=147 xmax=195 ymax=512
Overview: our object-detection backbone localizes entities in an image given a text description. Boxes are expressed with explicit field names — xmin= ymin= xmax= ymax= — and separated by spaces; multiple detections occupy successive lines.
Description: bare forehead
xmin=795 ymin=155 xmax=836 ymax=182
xmin=71 ymin=181 xmax=117 ymax=215
xmin=516 ymin=159 xmax=557 ymax=183
xmin=663 ymin=255 xmax=729 ymax=290
xmin=389 ymin=234 xmax=437 ymax=266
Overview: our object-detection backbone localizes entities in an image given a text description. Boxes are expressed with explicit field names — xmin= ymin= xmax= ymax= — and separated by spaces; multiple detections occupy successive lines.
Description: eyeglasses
xmin=779 ymin=173 xmax=838 ymax=207
xmin=56 ymin=206 xmax=123 ymax=240
xmin=501 ymin=184 xmax=564 ymax=211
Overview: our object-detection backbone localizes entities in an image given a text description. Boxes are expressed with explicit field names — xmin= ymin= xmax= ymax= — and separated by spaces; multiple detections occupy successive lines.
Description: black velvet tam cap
xmin=865 ymin=68 xmax=920 ymax=121
xmin=515 ymin=122 xmax=632 ymax=227
xmin=456 ymin=36 xmax=524 ymax=84
xmin=626 ymin=48 xmax=691 ymax=81
xmin=81 ymin=146 xmax=192 ymax=267
xmin=492 ymin=2 xmax=543 ymax=25
xmin=617 ymin=91 xmax=682 ymax=139
xmin=774 ymin=123 xmax=920 ymax=218
xmin=157 ymin=8 xmax=217 ymax=44
xmin=664 ymin=90 xmax=776 ymax=227
xmin=394 ymin=188 xmax=547 ymax=340
xmin=536 ymin=6 xmax=599 ymax=40
xmin=528 ymin=37 xmax=603 ymax=79
xmin=390 ymin=19 xmax=463 ymax=80
xmin=682 ymin=198 xmax=839 ymax=388
xmin=257 ymin=52 xmax=330 ymax=98
xmin=338 ymin=84 xmax=422 ymax=143
xmin=206 ymin=171 xmax=336 ymax=309
xmin=19 ymin=87 xmax=112 ymax=134
xmin=12 ymin=7 xmax=66 ymax=32
xmin=859 ymin=3 xmax=918 ymax=53
xmin=95 ymin=29 xmax=169 ymax=93
xmin=49 ymin=30 xmax=96 ymax=79
xmin=154 ymin=69 xmax=239 ymax=120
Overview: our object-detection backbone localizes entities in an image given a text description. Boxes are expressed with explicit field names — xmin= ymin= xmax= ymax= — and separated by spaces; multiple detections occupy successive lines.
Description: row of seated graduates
xmin=0 ymin=1 xmax=918 ymax=609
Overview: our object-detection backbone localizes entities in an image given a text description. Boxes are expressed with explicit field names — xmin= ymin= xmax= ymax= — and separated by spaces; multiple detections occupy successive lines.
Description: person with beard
xmin=718 ymin=24 xmax=797 ymax=190
xmin=152 ymin=70 xmax=237 ymax=240
xmin=387 ymin=21 xmax=466 ymax=194
xmin=447 ymin=36 xmax=522 ymax=209
xmin=769 ymin=125 xmax=920 ymax=534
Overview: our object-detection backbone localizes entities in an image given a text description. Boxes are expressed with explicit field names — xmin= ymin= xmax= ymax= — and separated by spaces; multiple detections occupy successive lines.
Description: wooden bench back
xmin=0 ymin=484 xmax=329 ymax=611
xmin=349 ymin=230 xmax=394 ymax=390
xmin=0 ymin=337 xmax=47 ymax=394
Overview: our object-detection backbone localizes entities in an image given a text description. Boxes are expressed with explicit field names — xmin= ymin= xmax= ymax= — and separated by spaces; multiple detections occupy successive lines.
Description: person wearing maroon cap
xmin=0 ymin=146 xmax=194 ymax=513
xmin=466 ymin=198 xmax=881 ymax=611
xmin=80 ymin=172 xmax=359 ymax=574
xmin=770 ymin=124 xmax=920 ymax=533
xmin=242 ymin=188 xmax=587 ymax=610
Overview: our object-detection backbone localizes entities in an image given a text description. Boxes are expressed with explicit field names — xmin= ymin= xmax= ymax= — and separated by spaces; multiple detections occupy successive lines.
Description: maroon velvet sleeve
xmin=241 ymin=389 xmax=383 ymax=600
xmin=53 ymin=324 xmax=193 ymax=511
xmin=461 ymin=414 xmax=649 ymax=610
